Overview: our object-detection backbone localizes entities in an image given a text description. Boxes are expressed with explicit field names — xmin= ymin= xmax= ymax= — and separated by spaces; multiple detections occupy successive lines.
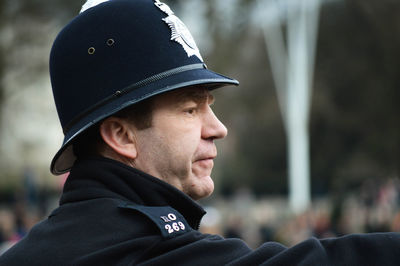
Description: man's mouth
xmin=194 ymin=154 xmax=216 ymax=162
xmin=193 ymin=157 xmax=215 ymax=168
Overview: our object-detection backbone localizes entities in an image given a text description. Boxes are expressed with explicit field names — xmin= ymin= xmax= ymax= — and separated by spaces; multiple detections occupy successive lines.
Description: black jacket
xmin=1 ymin=157 xmax=400 ymax=265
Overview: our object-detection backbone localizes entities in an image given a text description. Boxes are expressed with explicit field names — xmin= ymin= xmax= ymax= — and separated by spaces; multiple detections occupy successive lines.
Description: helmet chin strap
xmin=80 ymin=0 xmax=110 ymax=13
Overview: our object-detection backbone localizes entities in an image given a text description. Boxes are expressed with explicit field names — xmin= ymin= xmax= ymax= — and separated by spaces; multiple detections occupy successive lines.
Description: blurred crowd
xmin=1 ymin=174 xmax=400 ymax=254
xmin=0 ymin=169 xmax=65 ymax=254
xmin=201 ymin=177 xmax=400 ymax=248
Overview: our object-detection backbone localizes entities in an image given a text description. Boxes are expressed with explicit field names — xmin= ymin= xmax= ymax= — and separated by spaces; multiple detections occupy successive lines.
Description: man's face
xmin=131 ymin=87 xmax=227 ymax=200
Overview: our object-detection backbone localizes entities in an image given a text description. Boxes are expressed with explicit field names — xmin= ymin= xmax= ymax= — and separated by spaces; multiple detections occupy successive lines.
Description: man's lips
xmin=193 ymin=158 xmax=214 ymax=170
xmin=194 ymin=154 xmax=216 ymax=163
xmin=193 ymin=155 xmax=215 ymax=167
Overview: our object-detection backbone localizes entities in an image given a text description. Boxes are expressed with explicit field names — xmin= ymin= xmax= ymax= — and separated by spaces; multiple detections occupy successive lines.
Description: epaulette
xmin=118 ymin=202 xmax=192 ymax=239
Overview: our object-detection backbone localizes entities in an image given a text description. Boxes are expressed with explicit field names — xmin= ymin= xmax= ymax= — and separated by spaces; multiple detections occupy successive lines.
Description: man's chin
xmin=188 ymin=176 xmax=214 ymax=200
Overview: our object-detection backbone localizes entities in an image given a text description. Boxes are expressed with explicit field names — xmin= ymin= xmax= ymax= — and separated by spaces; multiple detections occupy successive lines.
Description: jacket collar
xmin=60 ymin=157 xmax=206 ymax=229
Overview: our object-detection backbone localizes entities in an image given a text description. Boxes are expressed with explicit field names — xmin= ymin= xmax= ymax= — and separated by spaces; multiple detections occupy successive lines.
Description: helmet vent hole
xmin=88 ymin=47 xmax=95 ymax=55
xmin=107 ymin=38 xmax=115 ymax=46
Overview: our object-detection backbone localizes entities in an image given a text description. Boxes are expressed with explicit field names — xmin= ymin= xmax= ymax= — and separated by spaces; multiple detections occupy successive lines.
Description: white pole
xmin=260 ymin=0 xmax=320 ymax=213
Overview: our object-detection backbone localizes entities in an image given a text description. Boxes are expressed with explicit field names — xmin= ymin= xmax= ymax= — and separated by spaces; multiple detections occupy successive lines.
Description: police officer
xmin=1 ymin=0 xmax=400 ymax=265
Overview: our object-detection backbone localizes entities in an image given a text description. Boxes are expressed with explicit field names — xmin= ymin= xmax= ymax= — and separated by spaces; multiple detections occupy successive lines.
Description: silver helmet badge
xmin=154 ymin=0 xmax=203 ymax=61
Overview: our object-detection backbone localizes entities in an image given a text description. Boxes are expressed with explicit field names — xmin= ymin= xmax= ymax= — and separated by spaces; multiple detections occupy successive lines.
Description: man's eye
xmin=184 ymin=107 xmax=197 ymax=115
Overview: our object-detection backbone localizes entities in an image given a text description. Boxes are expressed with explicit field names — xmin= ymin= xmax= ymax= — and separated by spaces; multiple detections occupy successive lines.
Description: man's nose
xmin=202 ymin=107 xmax=228 ymax=140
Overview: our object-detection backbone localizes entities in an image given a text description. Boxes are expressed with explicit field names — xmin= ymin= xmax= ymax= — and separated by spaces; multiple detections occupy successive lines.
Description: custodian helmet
xmin=49 ymin=0 xmax=238 ymax=175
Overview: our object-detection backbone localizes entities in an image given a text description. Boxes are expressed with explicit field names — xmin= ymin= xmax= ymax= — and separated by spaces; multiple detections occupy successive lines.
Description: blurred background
xmin=0 ymin=0 xmax=399 ymax=252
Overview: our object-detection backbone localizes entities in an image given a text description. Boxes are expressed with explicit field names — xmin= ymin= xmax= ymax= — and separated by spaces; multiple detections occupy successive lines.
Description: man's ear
xmin=99 ymin=117 xmax=138 ymax=159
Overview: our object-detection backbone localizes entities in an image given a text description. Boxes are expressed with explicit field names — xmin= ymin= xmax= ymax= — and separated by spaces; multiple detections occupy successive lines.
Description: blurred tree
xmin=0 ymin=0 xmax=398 ymax=198
xmin=0 ymin=0 xmax=7 ymax=136
xmin=311 ymin=0 xmax=400 ymax=194
xmin=0 ymin=0 xmax=83 ymax=179
xmin=202 ymin=0 xmax=399 ymax=197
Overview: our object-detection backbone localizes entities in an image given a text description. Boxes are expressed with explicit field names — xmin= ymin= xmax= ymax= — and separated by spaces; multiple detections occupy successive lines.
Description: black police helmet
xmin=50 ymin=0 xmax=239 ymax=175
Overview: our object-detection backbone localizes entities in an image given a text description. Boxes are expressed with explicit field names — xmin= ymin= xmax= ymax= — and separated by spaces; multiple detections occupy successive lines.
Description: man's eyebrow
xmin=175 ymin=89 xmax=212 ymax=104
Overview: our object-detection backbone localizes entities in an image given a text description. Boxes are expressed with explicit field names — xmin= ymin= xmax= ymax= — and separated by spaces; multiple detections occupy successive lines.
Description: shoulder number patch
xmin=119 ymin=203 xmax=192 ymax=238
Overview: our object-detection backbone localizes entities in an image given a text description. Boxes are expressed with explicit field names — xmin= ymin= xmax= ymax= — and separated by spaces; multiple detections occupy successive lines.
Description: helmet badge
xmin=154 ymin=0 xmax=203 ymax=61
xmin=80 ymin=0 xmax=110 ymax=13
